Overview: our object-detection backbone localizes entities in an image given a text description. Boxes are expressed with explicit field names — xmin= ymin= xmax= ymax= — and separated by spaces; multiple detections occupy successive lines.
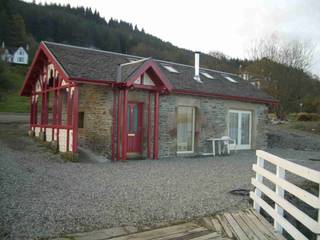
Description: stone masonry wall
xmin=77 ymin=85 xmax=268 ymax=159
xmin=158 ymin=94 xmax=268 ymax=158
xmin=78 ymin=85 xmax=113 ymax=158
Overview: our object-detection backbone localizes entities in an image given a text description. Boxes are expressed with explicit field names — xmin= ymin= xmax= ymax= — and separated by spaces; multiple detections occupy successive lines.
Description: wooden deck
xmin=63 ymin=209 xmax=286 ymax=240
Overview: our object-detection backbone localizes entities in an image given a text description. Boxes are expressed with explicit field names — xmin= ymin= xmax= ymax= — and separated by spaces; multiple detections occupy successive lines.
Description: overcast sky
xmin=27 ymin=0 xmax=320 ymax=75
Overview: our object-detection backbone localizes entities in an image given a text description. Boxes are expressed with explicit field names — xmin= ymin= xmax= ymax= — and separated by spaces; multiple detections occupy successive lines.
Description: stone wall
xmin=78 ymin=86 xmax=268 ymax=159
xmin=78 ymin=85 xmax=114 ymax=158
xmin=158 ymin=94 xmax=268 ymax=158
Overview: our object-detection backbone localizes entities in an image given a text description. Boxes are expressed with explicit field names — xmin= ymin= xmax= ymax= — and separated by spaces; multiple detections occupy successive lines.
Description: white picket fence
xmin=250 ymin=150 xmax=320 ymax=240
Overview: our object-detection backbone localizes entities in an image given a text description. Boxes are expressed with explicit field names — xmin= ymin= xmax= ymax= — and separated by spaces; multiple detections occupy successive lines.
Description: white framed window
xmin=228 ymin=110 xmax=252 ymax=150
xmin=177 ymin=106 xmax=195 ymax=153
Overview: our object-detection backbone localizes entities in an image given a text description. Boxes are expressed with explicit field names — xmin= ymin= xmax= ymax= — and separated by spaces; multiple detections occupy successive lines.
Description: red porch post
xmin=43 ymin=74 xmax=48 ymax=131
xmin=111 ymin=89 xmax=117 ymax=161
xmin=117 ymin=90 xmax=122 ymax=161
xmin=34 ymin=95 xmax=38 ymax=125
xmin=72 ymin=86 xmax=79 ymax=154
xmin=153 ymin=91 xmax=159 ymax=159
xmin=66 ymin=89 xmax=71 ymax=151
xmin=122 ymin=88 xmax=128 ymax=160
xmin=29 ymin=95 xmax=33 ymax=130
xmin=56 ymin=81 xmax=62 ymax=144
xmin=147 ymin=92 xmax=152 ymax=159
xmin=41 ymin=83 xmax=45 ymax=128
xmin=52 ymin=75 xmax=57 ymax=140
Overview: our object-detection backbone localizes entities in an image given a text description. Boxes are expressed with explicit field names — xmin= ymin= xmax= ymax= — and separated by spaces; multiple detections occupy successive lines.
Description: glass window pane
xmin=127 ymin=104 xmax=139 ymax=133
xmin=132 ymin=105 xmax=138 ymax=133
xmin=229 ymin=112 xmax=238 ymax=144
xmin=241 ymin=113 xmax=250 ymax=145
xmin=127 ymin=106 xmax=130 ymax=131
xmin=177 ymin=107 xmax=194 ymax=152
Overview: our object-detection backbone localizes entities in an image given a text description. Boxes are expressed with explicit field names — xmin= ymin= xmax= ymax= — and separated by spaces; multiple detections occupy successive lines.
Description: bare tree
xmin=248 ymin=33 xmax=316 ymax=71
xmin=208 ymin=50 xmax=229 ymax=60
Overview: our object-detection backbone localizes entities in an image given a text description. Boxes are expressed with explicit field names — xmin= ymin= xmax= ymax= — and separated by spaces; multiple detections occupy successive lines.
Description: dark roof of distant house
xmin=42 ymin=41 xmax=275 ymax=103
xmin=7 ymin=47 xmax=19 ymax=54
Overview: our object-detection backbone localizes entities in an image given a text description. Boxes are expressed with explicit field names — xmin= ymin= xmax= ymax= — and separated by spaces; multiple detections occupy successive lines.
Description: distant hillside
xmin=0 ymin=0 xmax=241 ymax=73
xmin=0 ymin=0 xmax=319 ymax=115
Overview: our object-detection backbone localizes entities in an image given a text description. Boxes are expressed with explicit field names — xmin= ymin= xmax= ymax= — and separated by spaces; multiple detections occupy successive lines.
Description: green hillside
xmin=0 ymin=63 xmax=29 ymax=112
xmin=0 ymin=0 xmax=319 ymax=115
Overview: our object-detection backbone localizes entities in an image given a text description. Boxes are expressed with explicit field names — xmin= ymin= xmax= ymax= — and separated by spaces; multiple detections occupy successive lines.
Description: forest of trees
xmin=0 ymin=0 xmax=319 ymax=115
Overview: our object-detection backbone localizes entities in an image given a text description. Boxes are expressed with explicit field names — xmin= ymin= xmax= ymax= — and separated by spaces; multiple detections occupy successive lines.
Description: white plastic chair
xmin=220 ymin=136 xmax=236 ymax=155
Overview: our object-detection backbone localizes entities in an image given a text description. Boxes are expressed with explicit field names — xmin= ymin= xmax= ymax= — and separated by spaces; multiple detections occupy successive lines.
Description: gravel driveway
xmin=0 ymin=120 xmax=319 ymax=239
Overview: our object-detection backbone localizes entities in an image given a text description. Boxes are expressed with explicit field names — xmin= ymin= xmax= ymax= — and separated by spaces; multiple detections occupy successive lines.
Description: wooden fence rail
xmin=250 ymin=150 xmax=320 ymax=240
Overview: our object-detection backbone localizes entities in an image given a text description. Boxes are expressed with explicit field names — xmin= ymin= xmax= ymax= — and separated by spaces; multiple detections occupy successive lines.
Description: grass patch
xmin=0 ymin=64 xmax=29 ymax=113
xmin=291 ymin=121 xmax=320 ymax=135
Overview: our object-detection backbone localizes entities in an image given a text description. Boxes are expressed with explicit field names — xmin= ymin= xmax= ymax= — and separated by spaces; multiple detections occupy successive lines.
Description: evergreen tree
xmin=6 ymin=14 xmax=27 ymax=46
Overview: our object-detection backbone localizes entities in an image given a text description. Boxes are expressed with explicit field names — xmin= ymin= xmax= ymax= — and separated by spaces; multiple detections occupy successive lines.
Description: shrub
xmin=296 ymin=112 xmax=320 ymax=121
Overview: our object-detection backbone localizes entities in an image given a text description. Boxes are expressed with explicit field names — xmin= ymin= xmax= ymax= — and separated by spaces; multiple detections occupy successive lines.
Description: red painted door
xmin=127 ymin=102 xmax=143 ymax=153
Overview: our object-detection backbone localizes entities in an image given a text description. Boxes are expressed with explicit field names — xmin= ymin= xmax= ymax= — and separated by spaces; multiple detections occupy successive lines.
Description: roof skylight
xmin=200 ymin=71 xmax=214 ymax=79
xmin=163 ymin=65 xmax=179 ymax=73
xmin=224 ymin=76 xmax=238 ymax=83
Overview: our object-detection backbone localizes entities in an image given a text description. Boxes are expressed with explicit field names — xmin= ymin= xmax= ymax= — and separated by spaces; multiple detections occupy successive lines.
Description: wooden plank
xmin=189 ymin=232 xmax=221 ymax=240
xmin=211 ymin=218 xmax=223 ymax=234
xmin=237 ymin=210 xmax=270 ymax=240
xmin=216 ymin=215 xmax=234 ymax=239
xmin=247 ymin=209 xmax=274 ymax=233
xmin=252 ymin=178 xmax=320 ymax=233
xmin=250 ymin=192 xmax=309 ymax=240
xmin=274 ymin=165 xmax=285 ymax=233
xmin=223 ymin=213 xmax=249 ymax=240
xmin=231 ymin=212 xmax=260 ymax=240
xmin=242 ymin=209 xmax=278 ymax=239
xmin=201 ymin=217 xmax=215 ymax=230
xmin=67 ymin=226 xmax=137 ymax=240
xmin=247 ymin=209 xmax=286 ymax=240
xmin=154 ymin=227 xmax=211 ymax=240
xmin=256 ymin=150 xmax=320 ymax=184
xmin=110 ymin=222 xmax=199 ymax=240
xmin=212 ymin=238 xmax=233 ymax=240
xmin=253 ymin=164 xmax=320 ymax=209
xmin=254 ymin=156 xmax=265 ymax=213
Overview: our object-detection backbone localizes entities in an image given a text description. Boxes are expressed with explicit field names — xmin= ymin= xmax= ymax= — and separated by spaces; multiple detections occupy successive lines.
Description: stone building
xmin=20 ymin=42 xmax=277 ymax=160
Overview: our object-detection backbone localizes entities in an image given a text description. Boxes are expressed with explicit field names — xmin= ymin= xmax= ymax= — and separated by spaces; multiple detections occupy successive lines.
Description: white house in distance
xmin=0 ymin=42 xmax=29 ymax=65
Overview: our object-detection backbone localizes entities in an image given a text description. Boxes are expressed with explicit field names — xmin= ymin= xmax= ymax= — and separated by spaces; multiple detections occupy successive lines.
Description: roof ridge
xmin=120 ymin=57 xmax=151 ymax=66
xmin=43 ymin=41 xmax=238 ymax=77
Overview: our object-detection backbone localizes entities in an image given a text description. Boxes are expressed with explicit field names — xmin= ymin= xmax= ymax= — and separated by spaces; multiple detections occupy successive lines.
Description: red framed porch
xmin=21 ymin=42 xmax=173 ymax=160
xmin=112 ymin=88 xmax=160 ymax=161
xmin=28 ymin=66 xmax=79 ymax=155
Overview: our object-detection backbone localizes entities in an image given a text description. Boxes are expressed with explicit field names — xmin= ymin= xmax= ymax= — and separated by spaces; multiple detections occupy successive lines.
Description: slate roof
xmin=43 ymin=41 xmax=275 ymax=103
xmin=118 ymin=58 xmax=150 ymax=82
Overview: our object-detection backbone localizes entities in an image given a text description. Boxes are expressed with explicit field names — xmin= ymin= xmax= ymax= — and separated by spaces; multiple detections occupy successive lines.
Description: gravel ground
xmin=0 ymin=121 xmax=319 ymax=239
xmin=0 ymin=113 xmax=29 ymax=124
xmin=267 ymin=123 xmax=320 ymax=151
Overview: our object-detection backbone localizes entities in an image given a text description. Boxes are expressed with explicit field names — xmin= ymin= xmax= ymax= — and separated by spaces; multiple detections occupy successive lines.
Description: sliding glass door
xmin=228 ymin=110 xmax=252 ymax=150
xmin=177 ymin=106 xmax=195 ymax=153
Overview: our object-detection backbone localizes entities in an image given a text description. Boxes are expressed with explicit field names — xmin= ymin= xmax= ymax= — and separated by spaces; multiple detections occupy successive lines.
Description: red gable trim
xmin=173 ymin=89 xmax=278 ymax=105
xmin=125 ymin=59 xmax=173 ymax=92
xmin=69 ymin=77 xmax=116 ymax=86
xmin=20 ymin=42 xmax=70 ymax=96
